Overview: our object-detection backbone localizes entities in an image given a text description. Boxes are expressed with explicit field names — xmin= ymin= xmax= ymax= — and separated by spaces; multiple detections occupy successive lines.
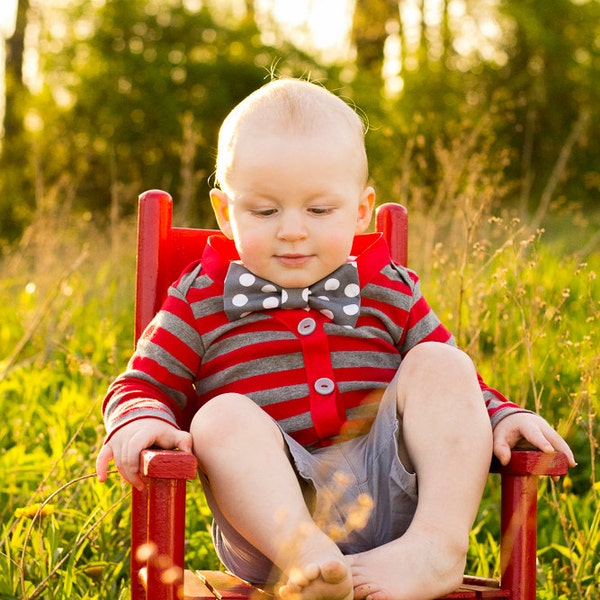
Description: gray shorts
xmin=201 ymin=375 xmax=418 ymax=584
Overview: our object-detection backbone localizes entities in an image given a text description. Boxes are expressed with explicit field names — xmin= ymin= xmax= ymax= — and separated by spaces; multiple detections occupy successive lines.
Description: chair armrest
xmin=491 ymin=449 xmax=569 ymax=477
xmin=139 ymin=448 xmax=568 ymax=479
xmin=140 ymin=448 xmax=198 ymax=479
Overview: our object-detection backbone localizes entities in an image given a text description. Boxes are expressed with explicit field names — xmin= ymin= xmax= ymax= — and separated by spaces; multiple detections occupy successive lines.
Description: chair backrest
xmin=135 ymin=189 xmax=408 ymax=341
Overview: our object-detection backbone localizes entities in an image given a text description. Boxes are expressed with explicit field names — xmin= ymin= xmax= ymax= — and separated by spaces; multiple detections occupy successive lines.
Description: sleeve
xmin=101 ymin=282 xmax=204 ymax=441
xmin=399 ymin=268 xmax=531 ymax=428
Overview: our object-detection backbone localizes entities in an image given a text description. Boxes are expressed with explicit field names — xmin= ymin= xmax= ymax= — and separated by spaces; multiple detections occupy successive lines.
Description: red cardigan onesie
xmin=102 ymin=232 xmax=524 ymax=449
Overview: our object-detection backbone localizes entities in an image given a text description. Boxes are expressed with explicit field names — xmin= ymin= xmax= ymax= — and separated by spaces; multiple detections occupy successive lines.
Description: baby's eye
xmin=251 ymin=208 xmax=278 ymax=217
xmin=309 ymin=207 xmax=333 ymax=215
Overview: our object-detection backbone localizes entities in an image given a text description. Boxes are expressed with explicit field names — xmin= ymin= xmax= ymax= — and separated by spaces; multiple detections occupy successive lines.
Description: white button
xmin=314 ymin=377 xmax=335 ymax=395
xmin=298 ymin=318 xmax=317 ymax=336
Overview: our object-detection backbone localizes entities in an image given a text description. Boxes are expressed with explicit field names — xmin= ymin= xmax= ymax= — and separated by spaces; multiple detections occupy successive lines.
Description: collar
xmin=200 ymin=232 xmax=392 ymax=290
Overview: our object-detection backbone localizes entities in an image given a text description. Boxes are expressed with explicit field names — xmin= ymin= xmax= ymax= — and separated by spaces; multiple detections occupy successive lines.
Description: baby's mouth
xmin=276 ymin=254 xmax=312 ymax=267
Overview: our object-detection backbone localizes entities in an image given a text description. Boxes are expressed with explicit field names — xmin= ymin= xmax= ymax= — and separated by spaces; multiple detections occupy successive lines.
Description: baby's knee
xmin=191 ymin=393 xmax=255 ymax=438
xmin=190 ymin=394 xmax=284 ymax=470
xmin=403 ymin=342 xmax=476 ymax=378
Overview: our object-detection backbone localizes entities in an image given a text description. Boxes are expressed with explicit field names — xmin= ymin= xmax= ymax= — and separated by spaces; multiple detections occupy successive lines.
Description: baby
xmin=97 ymin=78 xmax=575 ymax=600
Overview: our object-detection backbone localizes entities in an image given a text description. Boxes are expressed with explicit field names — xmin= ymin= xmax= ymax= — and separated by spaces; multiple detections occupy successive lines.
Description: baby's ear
xmin=356 ymin=186 xmax=375 ymax=233
xmin=210 ymin=189 xmax=233 ymax=238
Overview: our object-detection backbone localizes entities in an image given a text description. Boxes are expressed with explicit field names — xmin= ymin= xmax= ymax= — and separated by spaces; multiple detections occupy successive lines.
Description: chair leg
xmin=131 ymin=450 xmax=198 ymax=599
xmin=131 ymin=486 xmax=148 ymax=600
xmin=131 ymin=478 xmax=189 ymax=600
xmin=500 ymin=472 xmax=538 ymax=600
xmin=144 ymin=476 xmax=189 ymax=600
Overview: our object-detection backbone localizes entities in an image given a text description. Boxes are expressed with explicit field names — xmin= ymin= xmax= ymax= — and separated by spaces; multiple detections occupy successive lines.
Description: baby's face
xmin=211 ymin=126 xmax=374 ymax=289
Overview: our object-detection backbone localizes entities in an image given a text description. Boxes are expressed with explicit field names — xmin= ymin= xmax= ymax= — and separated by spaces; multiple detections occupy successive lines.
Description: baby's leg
xmin=190 ymin=393 xmax=352 ymax=600
xmin=350 ymin=342 xmax=493 ymax=600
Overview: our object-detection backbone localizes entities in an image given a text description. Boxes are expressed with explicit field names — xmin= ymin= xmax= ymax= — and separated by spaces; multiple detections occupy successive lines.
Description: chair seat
xmin=183 ymin=570 xmax=510 ymax=600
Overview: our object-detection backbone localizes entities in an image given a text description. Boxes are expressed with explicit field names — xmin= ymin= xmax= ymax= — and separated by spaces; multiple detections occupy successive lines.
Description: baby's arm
xmin=96 ymin=419 xmax=193 ymax=490
xmin=492 ymin=412 xmax=576 ymax=468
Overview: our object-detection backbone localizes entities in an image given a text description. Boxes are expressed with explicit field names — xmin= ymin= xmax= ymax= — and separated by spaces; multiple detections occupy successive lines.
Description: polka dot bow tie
xmin=223 ymin=262 xmax=361 ymax=327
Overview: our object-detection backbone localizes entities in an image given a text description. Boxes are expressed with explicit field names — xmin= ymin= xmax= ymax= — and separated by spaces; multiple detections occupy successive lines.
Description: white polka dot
xmin=302 ymin=288 xmax=310 ymax=302
xmin=344 ymin=303 xmax=359 ymax=316
xmin=232 ymin=293 xmax=249 ymax=307
xmin=262 ymin=284 xmax=277 ymax=293
xmin=239 ymin=273 xmax=256 ymax=287
xmin=320 ymin=309 xmax=334 ymax=320
xmin=317 ymin=295 xmax=329 ymax=301
xmin=324 ymin=278 xmax=340 ymax=291
xmin=263 ymin=296 xmax=279 ymax=309
xmin=281 ymin=289 xmax=288 ymax=303
xmin=344 ymin=283 xmax=360 ymax=298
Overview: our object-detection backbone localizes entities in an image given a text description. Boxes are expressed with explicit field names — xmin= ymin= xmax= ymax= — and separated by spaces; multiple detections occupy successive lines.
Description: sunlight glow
xmin=0 ymin=0 xmax=18 ymax=38
xmin=255 ymin=0 xmax=353 ymax=62
xmin=0 ymin=0 xmax=17 ymax=143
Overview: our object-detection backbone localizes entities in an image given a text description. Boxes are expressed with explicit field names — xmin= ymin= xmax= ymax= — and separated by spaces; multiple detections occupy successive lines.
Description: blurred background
xmin=1 ymin=0 xmax=598 ymax=241
xmin=0 ymin=2 xmax=598 ymax=598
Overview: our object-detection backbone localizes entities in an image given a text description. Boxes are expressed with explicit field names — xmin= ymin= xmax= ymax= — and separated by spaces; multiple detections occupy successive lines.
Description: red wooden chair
xmin=129 ymin=189 xmax=568 ymax=600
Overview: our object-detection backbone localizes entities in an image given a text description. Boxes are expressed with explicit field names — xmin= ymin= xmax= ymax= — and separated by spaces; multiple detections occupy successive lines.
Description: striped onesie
xmin=102 ymin=232 xmax=524 ymax=449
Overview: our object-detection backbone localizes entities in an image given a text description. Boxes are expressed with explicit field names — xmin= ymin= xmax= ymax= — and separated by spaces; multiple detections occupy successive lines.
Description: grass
xmin=406 ymin=196 xmax=600 ymax=599
xmin=0 ymin=186 xmax=598 ymax=598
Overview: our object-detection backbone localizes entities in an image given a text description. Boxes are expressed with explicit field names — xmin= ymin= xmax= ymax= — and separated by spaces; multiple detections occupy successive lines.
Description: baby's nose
xmin=277 ymin=213 xmax=307 ymax=240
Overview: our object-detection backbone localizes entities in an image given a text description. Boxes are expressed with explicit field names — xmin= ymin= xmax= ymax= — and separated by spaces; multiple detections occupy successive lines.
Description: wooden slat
xmin=433 ymin=582 xmax=510 ymax=599
xmin=437 ymin=588 xmax=478 ymax=598
xmin=461 ymin=576 xmax=501 ymax=589
xmin=184 ymin=570 xmax=512 ymax=600
xmin=184 ymin=570 xmax=221 ymax=600
xmin=196 ymin=571 xmax=273 ymax=600
xmin=468 ymin=585 xmax=509 ymax=598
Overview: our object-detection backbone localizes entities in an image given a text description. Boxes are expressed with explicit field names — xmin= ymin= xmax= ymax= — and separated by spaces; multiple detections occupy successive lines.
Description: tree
xmin=347 ymin=0 xmax=599 ymax=215
xmin=0 ymin=0 xmax=35 ymax=241
xmin=3 ymin=0 xmax=28 ymax=141
xmin=0 ymin=0 xmax=332 ymax=242
xmin=492 ymin=0 xmax=599 ymax=211
xmin=352 ymin=0 xmax=399 ymax=75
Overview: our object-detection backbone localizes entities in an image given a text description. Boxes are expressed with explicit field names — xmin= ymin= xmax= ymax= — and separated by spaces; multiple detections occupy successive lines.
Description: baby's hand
xmin=96 ymin=419 xmax=193 ymax=490
xmin=493 ymin=412 xmax=576 ymax=469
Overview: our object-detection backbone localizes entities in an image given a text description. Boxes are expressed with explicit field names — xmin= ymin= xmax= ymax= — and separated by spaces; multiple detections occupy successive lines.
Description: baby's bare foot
xmin=349 ymin=524 xmax=466 ymax=600
xmin=279 ymin=558 xmax=352 ymax=600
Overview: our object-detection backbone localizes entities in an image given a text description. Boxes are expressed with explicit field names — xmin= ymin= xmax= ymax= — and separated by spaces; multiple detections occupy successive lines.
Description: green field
xmin=1 ymin=197 xmax=598 ymax=599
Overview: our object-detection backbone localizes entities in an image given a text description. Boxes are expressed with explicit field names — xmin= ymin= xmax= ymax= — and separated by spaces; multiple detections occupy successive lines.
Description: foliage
xmin=0 ymin=1 xmax=598 ymax=596
xmin=0 ymin=119 xmax=598 ymax=595
xmin=0 ymin=0 xmax=333 ymax=242
xmin=348 ymin=0 xmax=600 ymax=215
xmin=1 ymin=0 xmax=600 ymax=245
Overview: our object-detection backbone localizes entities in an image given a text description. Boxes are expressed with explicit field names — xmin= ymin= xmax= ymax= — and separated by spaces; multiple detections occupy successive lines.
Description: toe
xmin=320 ymin=560 xmax=348 ymax=584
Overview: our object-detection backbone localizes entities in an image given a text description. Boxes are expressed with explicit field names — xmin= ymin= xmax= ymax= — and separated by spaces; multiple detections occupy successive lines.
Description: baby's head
xmin=215 ymin=78 xmax=369 ymax=194
xmin=211 ymin=78 xmax=375 ymax=289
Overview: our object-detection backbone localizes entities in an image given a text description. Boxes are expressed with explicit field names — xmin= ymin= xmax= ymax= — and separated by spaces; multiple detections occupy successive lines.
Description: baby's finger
xmin=525 ymin=429 xmax=555 ymax=454
xmin=521 ymin=421 xmax=577 ymax=470
xmin=492 ymin=440 xmax=512 ymax=466
xmin=175 ymin=431 xmax=193 ymax=453
xmin=541 ymin=427 xmax=576 ymax=467
xmin=96 ymin=444 xmax=114 ymax=482
xmin=123 ymin=438 xmax=146 ymax=490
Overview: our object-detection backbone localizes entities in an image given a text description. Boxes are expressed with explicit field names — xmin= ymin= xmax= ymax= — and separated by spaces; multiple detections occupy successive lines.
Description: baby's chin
xmin=256 ymin=264 xmax=333 ymax=289
xmin=270 ymin=273 xmax=334 ymax=290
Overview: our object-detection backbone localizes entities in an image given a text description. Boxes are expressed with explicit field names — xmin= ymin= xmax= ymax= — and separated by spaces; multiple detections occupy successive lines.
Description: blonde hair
xmin=215 ymin=78 xmax=368 ymax=190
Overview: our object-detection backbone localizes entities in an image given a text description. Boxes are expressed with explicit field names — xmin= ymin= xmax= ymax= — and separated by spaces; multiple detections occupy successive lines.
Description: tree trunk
xmin=4 ymin=0 xmax=29 ymax=140
xmin=351 ymin=0 xmax=399 ymax=75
